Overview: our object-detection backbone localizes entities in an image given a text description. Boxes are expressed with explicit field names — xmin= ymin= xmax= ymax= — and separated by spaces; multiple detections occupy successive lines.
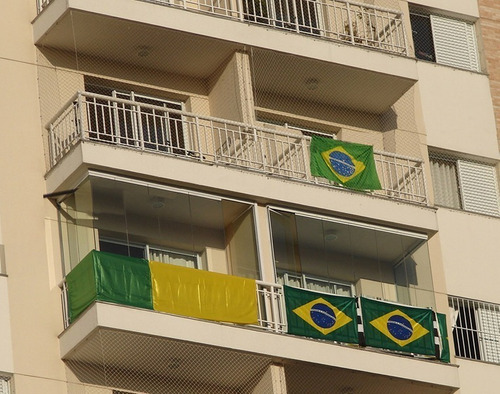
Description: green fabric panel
xmin=66 ymin=250 xmax=98 ymax=323
xmin=284 ymin=286 xmax=358 ymax=344
xmin=93 ymin=250 xmax=153 ymax=310
xmin=361 ymin=297 xmax=435 ymax=356
xmin=438 ymin=313 xmax=451 ymax=363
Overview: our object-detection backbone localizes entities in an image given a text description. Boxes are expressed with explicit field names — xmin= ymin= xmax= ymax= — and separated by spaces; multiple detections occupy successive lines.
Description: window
xmin=85 ymin=84 xmax=185 ymax=154
xmin=99 ymin=239 xmax=200 ymax=269
xmin=59 ymin=173 xmax=260 ymax=279
xmin=269 ymin=207 xmax=434 ymax=307
xmin=429 ymin=153 xmax=500 ymax=216
xmin=278 ymin=271 xmax=353 ymax=296
xmin=409 ymin=8 xmax=479 ymax=72
xmin=449 ymin=296 xmax=500 ymax=363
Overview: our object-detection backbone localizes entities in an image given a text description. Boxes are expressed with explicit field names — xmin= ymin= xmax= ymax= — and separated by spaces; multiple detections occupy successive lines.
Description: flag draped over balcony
xmin=360 ymin=297 xmax=436 ymax=356
xmin=149 ymin=260 xmax=258 ymax=324
xmin=66 ymin=250 xmax=258 ymax=325
xmin=66 ymin=250 xmax=154 ymax=322
xmin=284 ymin=285 xmax=358 ymax=344
xmin=309 ymin=136 xmax=381 ymax=190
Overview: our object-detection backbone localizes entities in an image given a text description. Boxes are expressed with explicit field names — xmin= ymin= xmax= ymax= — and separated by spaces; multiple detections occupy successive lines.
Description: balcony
xmin=48 ymin=91 xmax=428 ymax=205
xmin=36 ymin=0 xmax=407 ymax=56
xmin=33 ymin=0 xmax=418 ymax=116
xmin=58 ymin=250 xmax=459 ymax=393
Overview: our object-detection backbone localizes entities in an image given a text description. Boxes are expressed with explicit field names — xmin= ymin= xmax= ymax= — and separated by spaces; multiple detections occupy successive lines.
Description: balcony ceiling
xmin=34 ymin=0 xmax=418 ymax=113
xmin=35 ymin=10 xmax=243 ymax=80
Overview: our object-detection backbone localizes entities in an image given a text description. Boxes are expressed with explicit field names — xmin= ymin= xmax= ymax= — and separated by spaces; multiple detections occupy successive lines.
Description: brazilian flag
xmin=310 ymin=136 xmax=381 ymax=190
xmin=437 ymin=313 xmax=451 ymax=363
xmin=361 ymin=297 xmax=435 ymax=356
xmin=284 ymin=285 xmax=358 ymax=344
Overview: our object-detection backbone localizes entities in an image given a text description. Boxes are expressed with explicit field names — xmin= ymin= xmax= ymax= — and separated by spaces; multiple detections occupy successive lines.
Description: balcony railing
xmin=48 ymin=92 xmax=428 ymax=205
xmin=37 ymin=0 xmax=407 ymax=56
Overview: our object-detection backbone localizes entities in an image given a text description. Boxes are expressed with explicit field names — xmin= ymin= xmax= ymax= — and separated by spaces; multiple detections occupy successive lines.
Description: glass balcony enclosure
xmin=59 ymin=173 xmax=260 ymax=279
xmin=269 ymin=208 xmax=435 ymax=308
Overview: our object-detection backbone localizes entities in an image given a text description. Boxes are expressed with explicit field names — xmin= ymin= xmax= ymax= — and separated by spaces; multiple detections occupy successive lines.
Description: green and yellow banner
xmin=360 ymin=297 xmax=435 ymax=356
xmin=284 ymin=285 xmax=358 ymax=344
xmin=310 ymin=136 xmax=381 ymax=190
xmin=66 ymin=250 xmax=258 ymax=325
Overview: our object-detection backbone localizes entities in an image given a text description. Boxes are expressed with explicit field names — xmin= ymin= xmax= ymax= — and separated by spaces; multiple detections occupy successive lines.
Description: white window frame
xmin=146 ymin=244 xmax=200 ymax=269
xmin=410 ymin=8 xmax=480 ymax=72
xmin=278 ymin=271 xmax=354 ymax=297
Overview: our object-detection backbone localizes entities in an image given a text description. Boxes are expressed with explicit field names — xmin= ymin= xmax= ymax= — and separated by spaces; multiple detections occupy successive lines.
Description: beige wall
xmin=0 ymin=278 xmax=14 ymax=374
xmin=437 ymin=209 xmax=500 ymax=302
xmin=417 ymin=62 xmax=499 ymax=159
xmin=408 ymin=0 xmax=480 ymax=18
xmin=456 ymin=358 xmax=500 ymax=394
xmin=0 ymin=0 xmax=68 ymax=389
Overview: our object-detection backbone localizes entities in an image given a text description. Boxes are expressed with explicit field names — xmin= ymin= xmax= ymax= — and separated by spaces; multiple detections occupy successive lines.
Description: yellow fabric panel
xmin=149 ymin=261 xmax=258 ymax=324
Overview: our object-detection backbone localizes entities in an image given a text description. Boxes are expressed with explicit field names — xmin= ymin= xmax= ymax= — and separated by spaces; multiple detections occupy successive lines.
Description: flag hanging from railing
xmin=310 ymin=136 xmax=381 ymax=190
xmin=66 ymin=250 xmax=258 ymax=325
xmin=149 ymin=260 xmax=258 ymax=324
xmin=360 ymin=297 xmax=436 ymax=356
xmin=284 ymin=285 xmax=358 ymax=344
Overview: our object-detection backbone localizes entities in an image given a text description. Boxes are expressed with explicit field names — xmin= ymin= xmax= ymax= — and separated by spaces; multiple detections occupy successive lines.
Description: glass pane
xmin=60 ymin=178 xmax=99 ymax=273
xmin=269 ymin=208 xmax=434 ymax=307
xmin=224 ymin=201 xmax=260 ymax=279
xmin=270 ymin=210 xmax=300 ymax=275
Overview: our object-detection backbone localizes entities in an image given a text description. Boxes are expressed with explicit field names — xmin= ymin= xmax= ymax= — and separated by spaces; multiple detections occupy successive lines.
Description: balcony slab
xmin=46 ymin=141 xmax=438 ymax=233
xmin=60 ymin=302 xmax=459 ymax=392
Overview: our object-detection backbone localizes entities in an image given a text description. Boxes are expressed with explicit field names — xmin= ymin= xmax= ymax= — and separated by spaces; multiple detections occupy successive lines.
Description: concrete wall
xmin=437 ymin=209 xmax=500 ymax=302
xmin=417 ymin=62 xmax=499 ymax=159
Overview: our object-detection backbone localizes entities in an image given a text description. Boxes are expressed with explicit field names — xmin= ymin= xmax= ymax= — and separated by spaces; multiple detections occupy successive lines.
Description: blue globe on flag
xmin=310 ymin=303 xmax=337 ymax=329
xmin=329 ymin=150 xmax=356 ymax=177
xmin=387 ymin=315 xmax=413 ymax=340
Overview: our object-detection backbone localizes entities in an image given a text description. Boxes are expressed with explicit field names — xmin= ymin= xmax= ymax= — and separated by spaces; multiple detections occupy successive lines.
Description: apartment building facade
xmin=0 ymin=0 xmax=499 ymax=392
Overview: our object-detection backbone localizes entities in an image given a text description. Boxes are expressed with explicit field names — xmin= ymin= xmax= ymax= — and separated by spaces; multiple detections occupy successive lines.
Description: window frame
xmin=409 ymin=7 xmax=480 ymax=72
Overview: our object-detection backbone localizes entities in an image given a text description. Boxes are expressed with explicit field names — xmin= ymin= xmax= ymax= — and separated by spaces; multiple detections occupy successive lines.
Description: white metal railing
xmin=449 ymin=295 xmax=500 ymax=364
xmin=256 ymin=281 xmax=287 ymax=333
xmin=37 ymin=0 xmax=407 ymax=56
xmin=48 ymin=92 xmax=428 ymax=205
xmin=60 ymin=277 xmax=286 ymax=332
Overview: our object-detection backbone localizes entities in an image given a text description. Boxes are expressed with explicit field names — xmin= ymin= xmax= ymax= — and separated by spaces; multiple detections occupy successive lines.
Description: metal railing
xmin=60 ymin=277 xmax=286 ymax=332
xmin=48 ymin=92 xmax=428 ymax=205
xmin=449 ymin=295 xmax=500 ymax=364
xmin=37 ymin=0 xmax=407 ymax=56
xmin=256 ymin=281 xmax=287 ymax=333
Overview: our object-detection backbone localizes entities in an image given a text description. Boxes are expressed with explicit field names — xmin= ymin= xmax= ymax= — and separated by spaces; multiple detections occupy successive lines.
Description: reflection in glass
xmin=59 ymin=174 xmax=260 ymax=280
xmin=269 ymin=208 xmax=434 ymax=308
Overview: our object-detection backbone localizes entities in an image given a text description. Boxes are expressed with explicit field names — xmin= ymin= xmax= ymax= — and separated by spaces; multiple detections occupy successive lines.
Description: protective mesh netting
xmin=61 ymin=328 xmax=453 ymax=394
xmin=36 ymin=0 xmax=433 ymax=207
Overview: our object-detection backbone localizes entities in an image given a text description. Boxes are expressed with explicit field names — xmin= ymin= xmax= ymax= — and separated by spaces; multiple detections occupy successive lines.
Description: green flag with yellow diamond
xmin=284 ymin=285 xmax=358 ymax=344
xmin=360 ymin=297 xmax=435 ymax=356
xmin=310 ymin=136 xmax=381 ymax=190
